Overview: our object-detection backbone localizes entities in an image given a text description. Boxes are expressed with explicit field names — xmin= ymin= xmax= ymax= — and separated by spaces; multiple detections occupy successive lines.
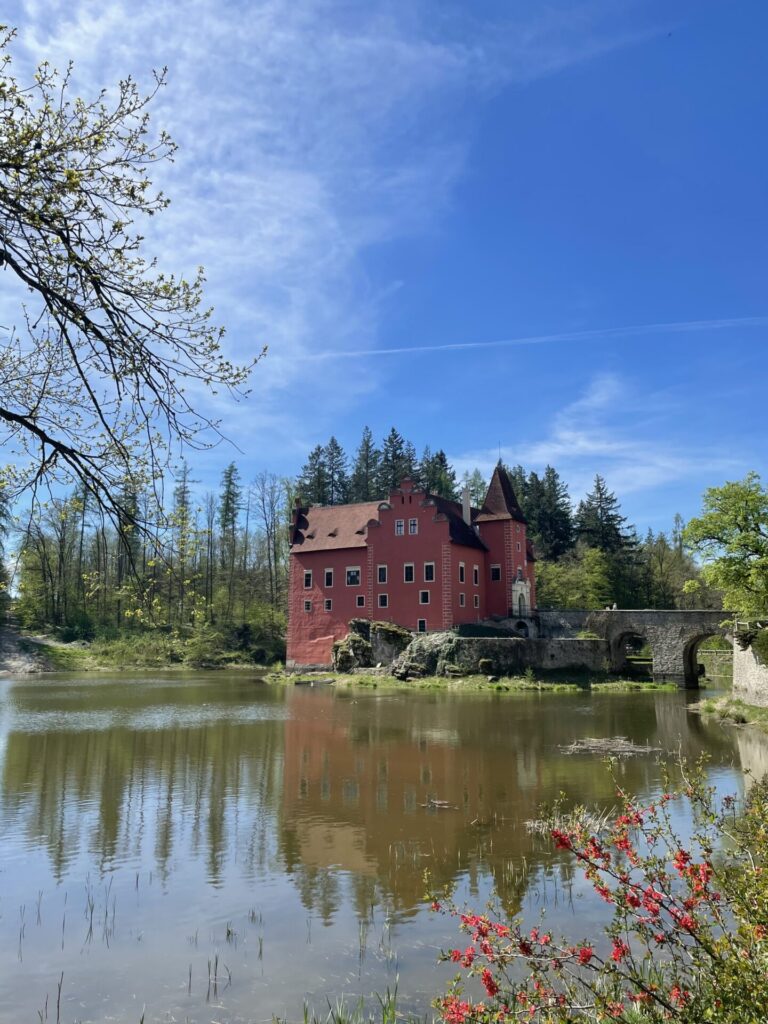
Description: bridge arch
xmin=611 ymin=630 xmax=654 ymax=678
xmin=683 ymin=631 xmax=730 ymax=688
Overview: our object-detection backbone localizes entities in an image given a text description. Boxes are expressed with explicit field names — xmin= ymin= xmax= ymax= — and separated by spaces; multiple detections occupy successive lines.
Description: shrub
xmin=432 ymin=759 xmax=768 ymax=1023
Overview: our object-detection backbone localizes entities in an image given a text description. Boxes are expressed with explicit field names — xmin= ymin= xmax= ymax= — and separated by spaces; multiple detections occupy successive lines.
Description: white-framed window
xmin=517 ymin=567 xmax=524 ymax=580
xmin=404 ymin=563 xmax=415 ymax=583
xmin=491 ymin=564 xmax=501 ymax=582
xmin=378 ymin=593 xmax=389 ymax=608
xmin=473 ymin=565 xmax=479 ymax=586
xmin=516 ymin=541 xmax=521 ymax=552
xmin=395 ymin=519 xmax=405 ymax=536
xmin=304 ymin=599 xmax=312 ymax=612
xmin=459 ymin=562 xmax=465 ymax=584
xmin=417 ymin=619 xmax=427 ymax=633
xmin=378 ymin=564 xmax=388 ymax=584
xmin=346 ymin=567 xmax=361 ymax=586
xmin=324 ymin=568 xmax=333 ymax=587
xmin=408 ymin=518 xmax=418 ymax=535
xmin=473 ymin=594 xmax=480 ymax=609
xmin=303 ymin=570 xmax=312 ymax=589
xmin=356 ymin=595 xmax=365 ymax=608
xmin=459 ymin=593 xmax=465 ymax=607
xmin=324 ymin=598 xmax=332 ymax=612
xmin=424 ymin=562 xmax=435 ymax=582
xmin=419 ymin=590 xmax=430 ymax=605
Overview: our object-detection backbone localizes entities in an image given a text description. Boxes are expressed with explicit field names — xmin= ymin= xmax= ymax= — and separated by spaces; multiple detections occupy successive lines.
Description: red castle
xmin=287 ymin=463 xmax=536 ymax=667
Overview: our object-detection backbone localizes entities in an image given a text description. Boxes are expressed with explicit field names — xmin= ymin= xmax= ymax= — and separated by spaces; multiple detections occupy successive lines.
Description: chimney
xmin=462 ymin=486 xmax=471 ymax=526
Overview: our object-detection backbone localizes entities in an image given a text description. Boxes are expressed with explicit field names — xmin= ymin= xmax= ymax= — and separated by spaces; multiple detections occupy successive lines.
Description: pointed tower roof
xmin=475 ymin=463 xmax=527 ymax=524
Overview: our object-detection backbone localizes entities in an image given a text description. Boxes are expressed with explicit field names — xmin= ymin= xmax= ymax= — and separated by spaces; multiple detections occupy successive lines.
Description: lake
xmin=0 ymin=674 xmax=761 ymax=1023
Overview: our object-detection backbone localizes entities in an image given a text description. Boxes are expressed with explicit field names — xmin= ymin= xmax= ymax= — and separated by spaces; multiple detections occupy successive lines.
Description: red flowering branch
xmin=432 ymin=758 xmax=768 ymax=1023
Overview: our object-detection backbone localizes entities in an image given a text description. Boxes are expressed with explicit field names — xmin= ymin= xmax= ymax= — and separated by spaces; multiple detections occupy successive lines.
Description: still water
xmin=0 ymin=674 xmax=762 ymax=1023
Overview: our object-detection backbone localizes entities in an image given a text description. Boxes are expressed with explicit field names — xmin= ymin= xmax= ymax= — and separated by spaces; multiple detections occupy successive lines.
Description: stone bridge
xmin=583 ymin=609 xmax=731 ymax=688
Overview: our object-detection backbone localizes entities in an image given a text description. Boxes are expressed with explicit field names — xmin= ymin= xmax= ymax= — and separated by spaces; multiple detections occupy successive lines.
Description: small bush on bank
xmin=432 ymin=759 xmax=768 ymax=1023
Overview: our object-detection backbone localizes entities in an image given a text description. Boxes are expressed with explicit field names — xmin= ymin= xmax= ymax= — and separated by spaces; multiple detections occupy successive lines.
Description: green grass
xmin=696 ymin=696 xmax=768 ymax=730
xmin=266 ymin=669 xmax=678 ymax=694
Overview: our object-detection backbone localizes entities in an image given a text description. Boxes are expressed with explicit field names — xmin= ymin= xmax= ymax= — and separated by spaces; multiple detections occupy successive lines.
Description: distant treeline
xmin=9 ymin=427 xmax=719 ymax=649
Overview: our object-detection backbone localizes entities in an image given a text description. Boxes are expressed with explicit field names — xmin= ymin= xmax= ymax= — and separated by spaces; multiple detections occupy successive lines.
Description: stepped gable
xmin=430 ymin=495 xmax=487 ymax=551
xmin=475 ymin=464 xmax=527 ymax=524
xmin=290 ymin=501 xmax=381 ymax=551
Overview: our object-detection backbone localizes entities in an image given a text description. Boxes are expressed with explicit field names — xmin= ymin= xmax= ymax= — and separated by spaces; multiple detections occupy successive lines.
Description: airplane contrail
xmin=306 ymin=315 xmax=768 ymax=360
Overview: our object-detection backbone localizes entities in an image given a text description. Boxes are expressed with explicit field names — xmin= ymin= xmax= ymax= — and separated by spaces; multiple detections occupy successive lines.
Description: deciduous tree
xmin=0 ymin=27 xmax=256 ymax=522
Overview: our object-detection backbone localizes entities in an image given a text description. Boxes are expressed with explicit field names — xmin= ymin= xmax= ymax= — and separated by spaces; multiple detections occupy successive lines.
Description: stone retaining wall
xmin=733 ymin=644 xmax=768 ymax=706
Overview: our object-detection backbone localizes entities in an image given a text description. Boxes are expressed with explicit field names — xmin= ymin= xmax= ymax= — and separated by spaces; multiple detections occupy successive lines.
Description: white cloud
xmin=451 ymin=372 xmax=742 ymax=505
xmin=3 ymin=0 xmax=660 ymax=467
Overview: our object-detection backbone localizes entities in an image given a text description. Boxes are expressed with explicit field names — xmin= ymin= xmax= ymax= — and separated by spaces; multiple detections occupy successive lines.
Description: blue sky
xmin=6 ymin=0 xmax=768 ymax=532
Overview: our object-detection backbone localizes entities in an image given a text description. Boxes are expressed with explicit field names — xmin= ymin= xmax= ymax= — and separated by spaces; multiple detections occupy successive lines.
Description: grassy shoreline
xmin=694 ymin=695 xmax=768 ymax=731
xmin=265 ymin=668 xmax=680 ymax=693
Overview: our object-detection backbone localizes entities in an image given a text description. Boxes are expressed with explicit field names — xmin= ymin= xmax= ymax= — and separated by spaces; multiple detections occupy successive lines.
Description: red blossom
xmin=673 ymin=849 xmax=692 ymax=874
xmin=439 ymin=996 xmax=473 ymax=1024
xmin=610 ymin=938 xmax=630 ymax=962
xmin=578 ymin=945 xmax=594 ymax=965
xmin=551 ymin=828 xmax=573 ymax=851
xmin=594 ymin=883 xmax=615 ymax=904
xmin=481 ymin=968 xmax=500 ymax=997
xmin=670 ymin=986 xmax=690 ymax=1007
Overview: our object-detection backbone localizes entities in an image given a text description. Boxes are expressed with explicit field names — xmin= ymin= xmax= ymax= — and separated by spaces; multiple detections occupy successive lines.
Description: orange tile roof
xmin=291 ymin=502 xmax=382 ymax=552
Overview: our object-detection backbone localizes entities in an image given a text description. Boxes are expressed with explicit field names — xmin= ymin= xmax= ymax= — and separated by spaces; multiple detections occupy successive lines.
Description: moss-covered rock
xmin=332 ymin=631 xmax=373 ymax=672
xmin=370 ymin=621 xmax=412 ymax=664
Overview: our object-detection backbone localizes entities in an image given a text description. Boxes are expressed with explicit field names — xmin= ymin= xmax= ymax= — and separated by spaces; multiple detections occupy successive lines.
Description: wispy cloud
xmin=450 ymin=373 xmax=743 ymax=516
xmin=3 ymin=0 xmax=661 ymax=471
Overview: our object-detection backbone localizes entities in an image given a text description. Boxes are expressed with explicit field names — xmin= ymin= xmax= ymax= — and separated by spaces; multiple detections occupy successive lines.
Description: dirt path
xmin=0 ymin=628 xmax=53 ymax=674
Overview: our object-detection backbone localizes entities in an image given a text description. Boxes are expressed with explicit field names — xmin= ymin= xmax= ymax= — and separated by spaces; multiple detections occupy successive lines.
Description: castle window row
xmin=307 ymin=561 xmax=498 ymax=592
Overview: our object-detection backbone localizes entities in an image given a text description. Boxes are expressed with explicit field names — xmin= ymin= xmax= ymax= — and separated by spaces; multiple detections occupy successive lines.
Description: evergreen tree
xmin=575 ymin=475 xmax=631 ymax=554
xmin=530 ymin=466 xmax=574 ymax=560
xmin=420 ymin=448 xmax=458 ymax=499
xmin=297 ymin=445 xmax=329 ymax=506
xmin=403 ymin=439 xmax=418 ymax=480
xmin=378 ymin=428 xmax=409 ymax=493
xmin=323 ymin=436 xmax=349 ymax=505
xmin=506 ymin=464 xmax=529 ymax=512
xmin=350 ymin=427 xmax=380 ymax=502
